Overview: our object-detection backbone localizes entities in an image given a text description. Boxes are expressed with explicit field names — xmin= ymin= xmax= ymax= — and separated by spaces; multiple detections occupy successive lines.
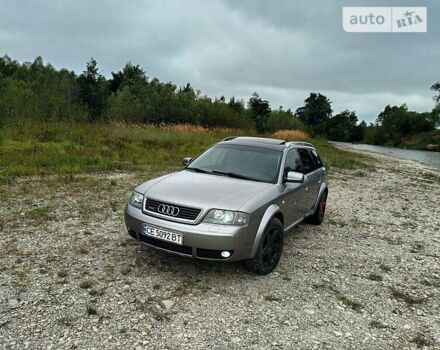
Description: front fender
xmin=249 ymin=204 xmax=280 ymax=258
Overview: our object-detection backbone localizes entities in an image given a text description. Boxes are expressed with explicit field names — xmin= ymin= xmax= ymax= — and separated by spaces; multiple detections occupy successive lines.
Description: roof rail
xmin=285 ymin=141 xmax=314 ymax=147
xmin=223 ymin=136 xmax=237 ymax=141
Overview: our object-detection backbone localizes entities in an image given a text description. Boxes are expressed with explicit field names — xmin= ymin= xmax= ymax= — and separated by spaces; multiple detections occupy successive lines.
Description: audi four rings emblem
xmin=158 ymin=204 xmax=180 ymax=216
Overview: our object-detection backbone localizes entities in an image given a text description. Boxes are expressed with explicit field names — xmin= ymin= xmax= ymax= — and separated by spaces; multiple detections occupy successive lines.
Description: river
xmin=331 ymin=142 xmax=440 ymax=169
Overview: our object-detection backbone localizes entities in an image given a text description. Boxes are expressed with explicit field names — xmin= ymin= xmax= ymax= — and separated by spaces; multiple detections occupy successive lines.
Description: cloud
xmin=0 ymin=0 xmax=438 ymax=123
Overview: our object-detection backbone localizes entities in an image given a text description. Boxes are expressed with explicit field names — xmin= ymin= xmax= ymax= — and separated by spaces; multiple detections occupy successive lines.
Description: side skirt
xmin=284 ymin=217 xmax=305 ymax=232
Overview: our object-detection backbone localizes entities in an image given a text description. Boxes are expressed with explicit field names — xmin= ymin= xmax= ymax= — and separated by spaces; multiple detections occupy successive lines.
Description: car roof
xmin=219 ymin=136 xmax=314 ymax=151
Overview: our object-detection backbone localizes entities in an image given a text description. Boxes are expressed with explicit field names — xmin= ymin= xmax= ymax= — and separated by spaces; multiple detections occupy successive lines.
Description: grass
xmin=0 ymin=121 xmax=251 ymax=177
xmin=327 ymin=285 xmax=363 ymax=312
xmin=352 ymin=170 xmax=368 ymax=177
xmin=313 ymin=283 xmax=363 ymax=312
xmin=27 ymin=206 xmax=53 ymax=222
xmin=264 ymin=295 xmax=282 ymax=302
xmin=335 ymin=293 xmax=363 ymax=312
xmin=389 ymin=286 xmax=426 ymax=305
xmin=272 ymin=129 xmax=309 ymax=141
xmin=379 ymin=264 xmax=392 ymax=272
xmin=88 ymin=288 xmax=105 ymax=296
xmin=421 ymin=278 xmax=440 ymax=288
xmin=309 ymin=138 xmax=374 ymax=171
xmin=0 ymin=121 xmax=373 ymax=179
xmin=367 ymin=273 xmax=383 ymax=281
xmin=57 ymin=270 xmax=68 ymax=278
xmin=86 ymin=305 xmax=98 ymax=316
xmin=57 ymin=316 xmax=75 ymax=327
xmin=110 ymin=201 xmax=119 ymax=212
xmin=369 ymin=320 xmax=388 ymax=329
xmin=76 ymin=244 xmax=89 ymax=255
xmin=120 ymin=265 xmax=131 ymax=275
xmin=79 ymin=279 xmax=94 ymax=289
xmin=410 ymin=332 xmax=432 ymax=348
xmin=78 ymin=200 xmax=92 ymax=221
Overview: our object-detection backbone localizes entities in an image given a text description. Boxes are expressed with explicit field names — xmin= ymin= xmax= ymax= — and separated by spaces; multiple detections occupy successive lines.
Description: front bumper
xmin=124 ymin=205 xmax=255 ymax=261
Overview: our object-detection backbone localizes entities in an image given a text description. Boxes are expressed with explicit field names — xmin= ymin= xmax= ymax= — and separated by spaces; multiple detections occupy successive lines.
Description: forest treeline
xmin=0 ymin=55 xmax=439 ymax=147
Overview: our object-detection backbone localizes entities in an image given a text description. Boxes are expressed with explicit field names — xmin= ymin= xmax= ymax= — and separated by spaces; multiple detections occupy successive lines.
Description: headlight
xmin=203 ymin=209 xmax=249 ymax=226
xmin=129 ymin=191 xmax=144 ymax=209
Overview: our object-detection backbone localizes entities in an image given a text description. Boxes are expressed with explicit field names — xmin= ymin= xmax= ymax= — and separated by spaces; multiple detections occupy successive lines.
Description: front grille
xmin=139 ymin=235 xmax=193 ymax=255
xmin=144 ymin=198 xmax=202 ymax=221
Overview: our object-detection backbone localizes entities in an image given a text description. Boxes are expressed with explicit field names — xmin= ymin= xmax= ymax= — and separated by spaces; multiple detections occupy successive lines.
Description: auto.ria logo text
xmin=343 ymin=7 xmax=427 ymax=33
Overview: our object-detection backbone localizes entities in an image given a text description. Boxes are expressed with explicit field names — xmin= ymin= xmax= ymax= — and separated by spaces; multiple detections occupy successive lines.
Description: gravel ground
xmin=1 ymin=153 xmax=439 ymax=350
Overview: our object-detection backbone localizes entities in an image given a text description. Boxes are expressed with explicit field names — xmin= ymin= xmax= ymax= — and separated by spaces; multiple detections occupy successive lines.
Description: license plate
xmin=141 ymin=224 xmax=183 ymax=245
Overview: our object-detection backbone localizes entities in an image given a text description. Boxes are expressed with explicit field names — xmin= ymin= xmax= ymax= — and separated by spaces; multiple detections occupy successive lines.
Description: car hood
xmin=139 ymin=170 xmax=273 ymax=210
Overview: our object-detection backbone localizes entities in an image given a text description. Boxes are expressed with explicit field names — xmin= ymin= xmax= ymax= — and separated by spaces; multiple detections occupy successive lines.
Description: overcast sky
xmin=0 ymin=0 xmax=438 ymax=123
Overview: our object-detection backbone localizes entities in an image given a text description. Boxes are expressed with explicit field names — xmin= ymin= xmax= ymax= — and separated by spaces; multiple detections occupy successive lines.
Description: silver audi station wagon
xmin=125 ymin=137 xmax=328 ymax=274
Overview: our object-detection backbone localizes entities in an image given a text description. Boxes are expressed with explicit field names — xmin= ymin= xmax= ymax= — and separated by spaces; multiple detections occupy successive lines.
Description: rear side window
xmin=297 ymin=148 xmax=315 ymax=174
xmin=284 ymin=149 xmax=302 ymax=173
xmin=309 ymin=149 xmax=323 ymax=169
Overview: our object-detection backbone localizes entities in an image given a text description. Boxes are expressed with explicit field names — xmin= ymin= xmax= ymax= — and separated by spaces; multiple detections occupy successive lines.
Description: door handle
xmin=305 ymin=186 xmax=309 ymax=191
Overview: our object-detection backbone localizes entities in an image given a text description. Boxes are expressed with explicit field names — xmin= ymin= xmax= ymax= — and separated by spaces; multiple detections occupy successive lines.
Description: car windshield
xmin=186 ymin=144 xmax=282 ymax=183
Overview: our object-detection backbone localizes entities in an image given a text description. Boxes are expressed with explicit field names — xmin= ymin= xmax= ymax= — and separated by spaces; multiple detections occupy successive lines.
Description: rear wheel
xmin=306 ymin=190 xmax=328 ymax=225
xmin=245 ymin=218 xmax=284 ymax=275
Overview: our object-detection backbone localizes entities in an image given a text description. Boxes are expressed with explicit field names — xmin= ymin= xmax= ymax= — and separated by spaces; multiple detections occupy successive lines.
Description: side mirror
xmin=182 ymin=157 xmax=192 ymax=166
xmin=285 ymin=171 xmax=304 ymax=183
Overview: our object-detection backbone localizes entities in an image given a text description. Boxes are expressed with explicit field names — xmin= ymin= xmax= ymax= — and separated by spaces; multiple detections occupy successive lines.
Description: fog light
xmin=221 ymin=251 xmax=231 ymax=258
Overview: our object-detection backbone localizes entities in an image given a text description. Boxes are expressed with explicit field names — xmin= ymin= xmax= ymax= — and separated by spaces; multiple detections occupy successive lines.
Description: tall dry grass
xmin=110 ymin=120 xmax=250 ymax=135
xmin=272 ymin=129 xmax=310 ymax=141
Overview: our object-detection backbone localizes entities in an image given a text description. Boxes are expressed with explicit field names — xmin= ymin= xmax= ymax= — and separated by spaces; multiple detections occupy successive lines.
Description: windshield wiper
xmin=211 ymin=170 xmax=264 ymax=182
xmin=185 ymin=167 xmax=212 ymax=174
xmin=186 ymin=168 xmax=265 ymax=182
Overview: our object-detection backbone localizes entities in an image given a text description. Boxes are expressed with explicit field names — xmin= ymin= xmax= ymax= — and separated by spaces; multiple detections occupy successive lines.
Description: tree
xmin=430 ymin=82 xmax=440 ymax=127
xmin=105 ymin=86 xmax=144 ymax=122
xmin=363 ymin=124 xmax=386 ymax=145
xmin=267 ymin=107 xmax=305 ymax=132
xmin=228 ymin=97 xmax=245 ymax=114
xmin=353 ymin=121 xmax=367 ymax=142
xmin=78 ymin=58 xmax=107 ymax=121
xmin=247 ymin=92 xmax=271 ymax=132
xmin=175 ymin=83 xmax=197 ymax=123
xmin=109 ymin=63 xmax=148 ymax=94
xmin=0 ymin=55 xmax=19 ymax=78
xmin=295 ymin=93 xmax=332 ymax=135
xmin=324 ymin=110 xmax=361 ymax=142
xmin=373 ymin=104 xmax=437 ymax=146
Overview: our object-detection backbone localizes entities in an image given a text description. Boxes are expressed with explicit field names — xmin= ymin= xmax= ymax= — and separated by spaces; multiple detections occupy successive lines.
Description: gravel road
xmin=1 ymin=152 xmax=439 ymax=349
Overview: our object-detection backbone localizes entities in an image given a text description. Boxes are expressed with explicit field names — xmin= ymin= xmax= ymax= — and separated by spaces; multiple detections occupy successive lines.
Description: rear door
xmin=307 ymin=148 xmax=324 ymax=205
xmin=297 ymin=148 xmax=319 ymax=213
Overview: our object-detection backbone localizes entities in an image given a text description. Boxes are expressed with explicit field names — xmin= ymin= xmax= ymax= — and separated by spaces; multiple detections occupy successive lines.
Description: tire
xmin=306 ymin=190 xmax=328 ymax=225
xmin=245 ymin=218 xmax=284 ymax=275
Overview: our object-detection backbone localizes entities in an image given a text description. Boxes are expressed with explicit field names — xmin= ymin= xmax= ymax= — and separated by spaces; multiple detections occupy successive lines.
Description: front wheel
xmin=245 ymin=218 xmax=284 ymax=275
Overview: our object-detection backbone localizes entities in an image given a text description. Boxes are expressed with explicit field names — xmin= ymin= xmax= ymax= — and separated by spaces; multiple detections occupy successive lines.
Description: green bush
xmin=267 ymin=110 xmax=305 ymax=132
